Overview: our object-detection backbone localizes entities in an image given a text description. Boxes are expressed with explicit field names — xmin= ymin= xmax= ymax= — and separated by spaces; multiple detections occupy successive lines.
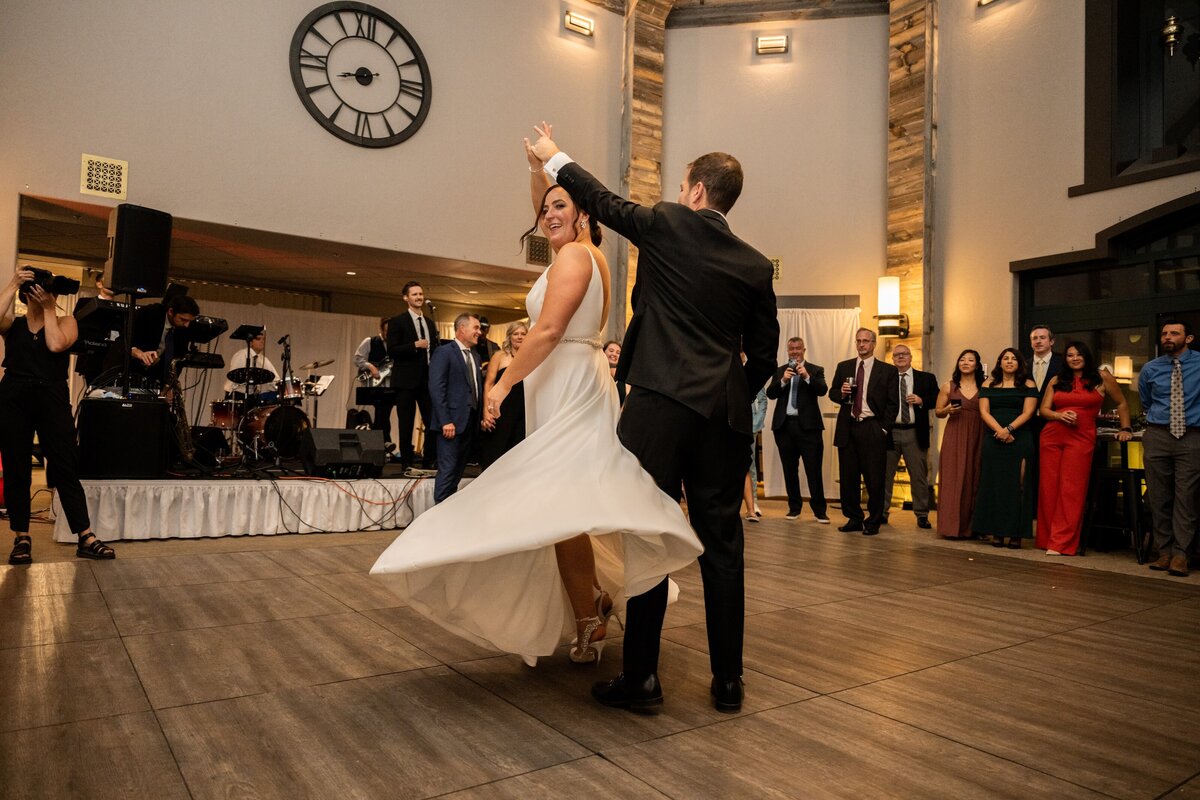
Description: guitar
xmin=359 ymin=359 xmax=392 ymax=388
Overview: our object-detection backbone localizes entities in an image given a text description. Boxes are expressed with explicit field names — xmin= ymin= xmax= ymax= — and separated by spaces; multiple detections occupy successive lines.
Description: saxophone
xmin=164 ymin=358 xmax=195 ymax=463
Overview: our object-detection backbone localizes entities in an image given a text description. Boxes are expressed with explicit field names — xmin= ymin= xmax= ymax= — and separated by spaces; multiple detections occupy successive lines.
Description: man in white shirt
xmin=1028 ymin=324 xmax=1062 ymax=519
xmin=354 ymin=317 xmax=395 ymax=452
xmin=223 ymin=330 xmax=278 ymax=397
xmin=881 ymin=344 xmax=939 ymax=529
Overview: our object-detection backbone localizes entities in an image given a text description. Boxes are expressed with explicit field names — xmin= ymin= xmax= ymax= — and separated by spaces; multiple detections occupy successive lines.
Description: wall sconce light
xmin=875 ymin=276 xmax=909 ymax=338
xmin=755 ymin=35 xmax=789 ymax=55
xmin=977 ymin=0 xmax=1003 ymax=6
xmin=1113 ymin=355 xmax=1134 ymax=384
xmin=564 ymin=10 xmax=595 ymax=37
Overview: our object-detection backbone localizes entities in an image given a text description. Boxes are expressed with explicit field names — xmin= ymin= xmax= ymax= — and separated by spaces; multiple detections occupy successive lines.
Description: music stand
xmin=304 ymin=374 xmax=335 ymax=428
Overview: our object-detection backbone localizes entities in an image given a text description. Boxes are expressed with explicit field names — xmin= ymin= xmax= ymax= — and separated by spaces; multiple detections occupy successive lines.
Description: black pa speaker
xmin=104 ymin=203 xmax=172 ymax=297
xmin=299 ymin=428 xmax=386 ymax=478
xmin=78 ymin=398 xmax=170 ymax=478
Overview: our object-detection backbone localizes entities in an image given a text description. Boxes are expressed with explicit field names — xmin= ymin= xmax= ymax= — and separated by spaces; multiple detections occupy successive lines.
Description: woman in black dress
xmin=1 ymin=267 xmax=114 ymax=564
xmin=478 ymin=321 xmax=529 ymax=469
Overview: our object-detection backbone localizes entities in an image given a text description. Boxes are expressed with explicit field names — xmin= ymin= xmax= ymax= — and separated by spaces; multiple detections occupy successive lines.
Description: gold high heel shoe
xmin=569 ymin=616 xmax=607 ymax=664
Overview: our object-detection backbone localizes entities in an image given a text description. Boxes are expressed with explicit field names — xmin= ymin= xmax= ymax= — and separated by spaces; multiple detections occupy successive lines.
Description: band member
xmin=354 ymin=317 xmax=395 ymax=451
xmin=387 ymin=281 xmax=439 ymax=469
xmin=223 ymin=330 xmax=279 ymax=399
xmin=1 ymin=267 xmax=115 ymax=564
xmin=473 ymin=316 xmax=501 ymax=372
xmin=122 ymin=294 xmax=200 ymax=383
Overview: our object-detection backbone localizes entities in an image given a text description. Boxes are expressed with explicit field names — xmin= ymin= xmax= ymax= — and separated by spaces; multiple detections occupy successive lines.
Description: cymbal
xmin=226 ymin=366 xmax=275 ymax=386
xmin=299 ymin=358 xmax=334 ymax=370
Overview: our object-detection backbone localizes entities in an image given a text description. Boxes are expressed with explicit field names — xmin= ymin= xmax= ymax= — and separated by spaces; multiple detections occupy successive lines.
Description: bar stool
xmin=1082 ymin=466 xmax=1148 ymax=563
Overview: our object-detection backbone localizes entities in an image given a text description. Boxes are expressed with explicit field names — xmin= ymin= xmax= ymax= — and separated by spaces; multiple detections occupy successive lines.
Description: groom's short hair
xmin=686 ymin=152 xmax=743 ymax=215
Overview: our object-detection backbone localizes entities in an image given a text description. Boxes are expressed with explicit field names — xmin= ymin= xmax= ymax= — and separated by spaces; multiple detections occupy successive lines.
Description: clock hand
xmin=337 ymin=71 xmax=380 ymax=77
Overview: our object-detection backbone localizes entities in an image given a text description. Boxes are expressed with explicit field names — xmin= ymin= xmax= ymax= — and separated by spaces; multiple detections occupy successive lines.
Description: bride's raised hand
xmin=523 ymin=137 xmax=542 ymax=171
xmin=530 ymin=121 xmax=559 ymax=162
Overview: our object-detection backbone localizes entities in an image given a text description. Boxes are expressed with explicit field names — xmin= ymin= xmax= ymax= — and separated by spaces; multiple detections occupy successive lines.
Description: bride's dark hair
xmin=520 ymin=184 xmax=602 ymax=248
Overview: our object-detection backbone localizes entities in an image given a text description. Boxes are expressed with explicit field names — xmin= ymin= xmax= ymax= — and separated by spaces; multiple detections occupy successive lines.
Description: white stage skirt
xmin=52 ymin=477 xmax=436 ymax=542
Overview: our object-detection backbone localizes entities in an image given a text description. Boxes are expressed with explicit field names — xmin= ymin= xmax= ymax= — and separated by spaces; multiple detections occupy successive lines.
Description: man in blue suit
xmin=428 ymin=313 xmax=483 ymax=503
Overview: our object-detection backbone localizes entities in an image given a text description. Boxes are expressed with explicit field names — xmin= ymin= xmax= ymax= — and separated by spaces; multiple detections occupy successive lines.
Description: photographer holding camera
xmin=1 ymin=267 xmax=114 ymax=565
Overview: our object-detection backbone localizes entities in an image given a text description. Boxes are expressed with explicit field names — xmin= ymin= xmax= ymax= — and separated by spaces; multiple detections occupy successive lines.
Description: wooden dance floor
xmin=2 ymin=504 xmax=1198 ymax=798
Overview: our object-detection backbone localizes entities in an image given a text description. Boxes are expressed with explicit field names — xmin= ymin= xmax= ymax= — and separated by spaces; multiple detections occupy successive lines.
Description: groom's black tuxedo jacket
xmin=556 ymin=163 xmax=778 ymax=434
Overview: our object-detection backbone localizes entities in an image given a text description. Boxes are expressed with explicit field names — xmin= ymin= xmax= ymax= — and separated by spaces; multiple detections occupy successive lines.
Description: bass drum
xmin=238 ymin=404 xmax=311 ymax=459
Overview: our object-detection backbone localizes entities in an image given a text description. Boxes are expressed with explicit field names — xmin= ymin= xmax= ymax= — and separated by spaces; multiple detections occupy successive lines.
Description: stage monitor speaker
xmin=78 ymin=398 xmax=170 ymax=478
xmin=104 ymin=203 xmax=172 ymax=297
xmin=300 ymin=428 xmax=386 ymax=479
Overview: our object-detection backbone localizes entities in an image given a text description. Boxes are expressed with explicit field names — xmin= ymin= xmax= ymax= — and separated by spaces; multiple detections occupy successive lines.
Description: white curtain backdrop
xmin=760 ymin=308 xmax=860 ymax=501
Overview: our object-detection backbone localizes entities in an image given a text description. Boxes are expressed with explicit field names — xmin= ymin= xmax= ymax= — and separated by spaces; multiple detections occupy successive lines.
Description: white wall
xmin=933 ymin=0 xmax=1200 ymax=380
xmin=0 ymin=0 xmax=623 ymax=277
xmin=663 ymin=16 xmax=890 ymax=327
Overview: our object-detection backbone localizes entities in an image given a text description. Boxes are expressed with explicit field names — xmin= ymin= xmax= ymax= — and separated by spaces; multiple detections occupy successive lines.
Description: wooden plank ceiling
xmin=585 ymin=0 xmax=888 ymax=26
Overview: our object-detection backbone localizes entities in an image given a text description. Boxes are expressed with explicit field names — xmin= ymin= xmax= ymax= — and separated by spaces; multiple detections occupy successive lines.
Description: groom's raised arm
xmin=532 ymin=127 xmax=656 ymax=244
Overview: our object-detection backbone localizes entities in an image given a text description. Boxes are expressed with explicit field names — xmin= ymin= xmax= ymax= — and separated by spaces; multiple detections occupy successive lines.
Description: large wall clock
xmin=289 ymin=2 xmax=432 ymax=148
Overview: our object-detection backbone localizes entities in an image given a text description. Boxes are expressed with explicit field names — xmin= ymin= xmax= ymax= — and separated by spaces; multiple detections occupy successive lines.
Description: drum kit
xmin=207 ymin=324 xmax=335 ymax=461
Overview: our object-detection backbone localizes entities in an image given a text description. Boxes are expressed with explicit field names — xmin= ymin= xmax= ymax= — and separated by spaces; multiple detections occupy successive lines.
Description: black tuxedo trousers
xmin=618 ymin=388 xmax=750 ymax=681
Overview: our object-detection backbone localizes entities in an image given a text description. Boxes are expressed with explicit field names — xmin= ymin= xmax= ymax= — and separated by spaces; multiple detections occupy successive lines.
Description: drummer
xmin=223 ymin=330 xmax=279 ymax=405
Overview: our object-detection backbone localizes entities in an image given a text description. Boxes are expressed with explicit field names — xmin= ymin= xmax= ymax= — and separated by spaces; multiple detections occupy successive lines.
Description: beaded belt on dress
xmin=561 ymin=336 xmax=602 ymax=348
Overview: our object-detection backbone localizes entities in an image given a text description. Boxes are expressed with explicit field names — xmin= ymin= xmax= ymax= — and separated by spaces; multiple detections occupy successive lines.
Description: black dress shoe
xmin=838 ymin=522 xmax=864 ymax=533
xmin=711 ymin=677 xmax=743 ymax=713
xmin=917 ymin=517 xmax=932 ymax=529
xmin=592 ymin=673 xmax=663 ymax=710
xmin=862 ymin=528 xmax=879 ymax=536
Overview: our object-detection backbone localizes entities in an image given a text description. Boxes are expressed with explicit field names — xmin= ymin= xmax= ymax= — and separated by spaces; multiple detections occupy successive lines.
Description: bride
xmin=370 ymin=131 xmax=702 ymax=666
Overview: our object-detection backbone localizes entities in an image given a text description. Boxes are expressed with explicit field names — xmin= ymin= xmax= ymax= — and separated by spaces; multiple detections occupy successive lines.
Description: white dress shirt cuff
xmin=543 ymin=151 xmax=574 ymax=181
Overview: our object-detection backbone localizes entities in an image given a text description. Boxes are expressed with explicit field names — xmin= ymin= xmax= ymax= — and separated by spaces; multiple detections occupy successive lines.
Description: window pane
xmin=1032 ymin=264 xmax=1150 ymax=306
xmin=1156 ymin=255 xmax=1200 ymax=291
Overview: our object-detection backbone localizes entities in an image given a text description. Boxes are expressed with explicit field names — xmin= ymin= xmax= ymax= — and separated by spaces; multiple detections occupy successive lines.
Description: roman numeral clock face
xmin=289 ymin=2 xmax=431 ymax=147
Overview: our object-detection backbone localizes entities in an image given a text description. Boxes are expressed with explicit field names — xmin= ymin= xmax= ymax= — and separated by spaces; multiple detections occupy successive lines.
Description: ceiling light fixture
xmin=755 ymin=35 xmax=789 ymax=55
xmin=345 ymin=271 xmax=356 ymax=275
xmin=564 ymin=10 xmax=594 ymax=37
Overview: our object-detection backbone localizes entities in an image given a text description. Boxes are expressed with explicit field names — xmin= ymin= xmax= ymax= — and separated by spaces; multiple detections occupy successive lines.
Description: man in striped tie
xmin=1139 ymin=319 xmax=1200 ymax=578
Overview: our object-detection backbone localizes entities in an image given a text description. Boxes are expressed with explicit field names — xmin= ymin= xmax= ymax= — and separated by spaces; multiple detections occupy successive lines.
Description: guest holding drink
xmin=934 ymin=349 xmax=984 ymax=538
xmin=973 ymin=349 xmax=1039 ymax=548
xmin=1036 ymin=341 xmax=1131 ymax=556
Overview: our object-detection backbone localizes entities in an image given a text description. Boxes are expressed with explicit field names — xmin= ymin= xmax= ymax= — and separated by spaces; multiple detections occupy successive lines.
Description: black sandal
xmin=76 ymin=533 xmax=115 ymax=560
xmin=8 ymin=535 xmax=32 ymax=565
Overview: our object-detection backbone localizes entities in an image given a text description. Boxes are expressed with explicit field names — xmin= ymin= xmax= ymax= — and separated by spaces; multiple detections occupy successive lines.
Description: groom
xmin=532 ymin=127 xmax=778 ymax=713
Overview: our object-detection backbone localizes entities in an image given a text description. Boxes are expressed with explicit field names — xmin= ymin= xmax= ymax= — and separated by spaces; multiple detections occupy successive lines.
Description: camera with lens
xmin=786 ymin=358 xmax=798 ymax=371
xmin=18 ymin=266 xmax=80 ymax=302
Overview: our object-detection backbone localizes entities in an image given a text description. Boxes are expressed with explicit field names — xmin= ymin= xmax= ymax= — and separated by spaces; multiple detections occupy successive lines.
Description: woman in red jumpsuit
xmin=1036 ymin=341 xmax=1131 ymax=555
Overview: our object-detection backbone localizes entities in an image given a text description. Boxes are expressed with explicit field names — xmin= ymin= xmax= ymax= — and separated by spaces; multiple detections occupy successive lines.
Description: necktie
xmin=789 ymin=369 xmax=800 ymax=413
xmin=1034 ymin=359 xmax=1046 ymax=389
xmin=900 ymin=373 xmax=911 ymax=423
xmin=463 ymin=349 xmax=478 ymax=408
xmin=852 ymin=360 xmax=865 ymax=418
xmin=1170 ymin=357 xmax=1186 ymax=439
xmin=162 ymin=329 xmax=175 ymax=369
xmin=417 ymin=317 xmax=429 ymax=363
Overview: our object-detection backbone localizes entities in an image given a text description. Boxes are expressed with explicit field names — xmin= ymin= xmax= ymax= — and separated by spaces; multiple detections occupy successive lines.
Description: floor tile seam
xmin=148 ymin=705 xmax=204 ymax=800
xmin=1154 ymin=769 xmax=1200 ymax=800
xmin=95 ymin=571 xmax=342 ymax=594
xmin=444 ymin=662 xmax=607 ymax=756
xmin=111 ymin=607 xmax=368 ymax=639
xmin=818 ymin=694 xmax=1128 ymax=799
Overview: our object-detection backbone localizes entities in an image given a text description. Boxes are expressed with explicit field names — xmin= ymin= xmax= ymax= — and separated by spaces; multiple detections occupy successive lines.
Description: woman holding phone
xmin=933 ymin=349 xmax=984 ymax=538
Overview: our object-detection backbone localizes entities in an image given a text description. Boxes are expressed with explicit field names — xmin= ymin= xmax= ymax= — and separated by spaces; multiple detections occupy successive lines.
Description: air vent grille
xmin=526 ymin=235 xmax=551 ymax=267
xmin=80 ymin=154 xmax=128 ymax=199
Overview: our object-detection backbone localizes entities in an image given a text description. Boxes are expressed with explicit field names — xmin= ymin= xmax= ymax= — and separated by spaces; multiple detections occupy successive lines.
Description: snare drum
xmin=238 ymin=404 xmax=311 ymax=459
xmin=209 ymin=399 xmax=242 ymax=430
xmin=277 ymin=377 xmax=305 ymax=405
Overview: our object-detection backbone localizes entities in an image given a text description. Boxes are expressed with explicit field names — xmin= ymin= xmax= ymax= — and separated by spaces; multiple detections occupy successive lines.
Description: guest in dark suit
xmin=428 ymin=313 xmax=483 ymax=503
xmin=533 ymin=128 xmax=778 ymax=713
xmin=832 ymin=327 xmax=900 ymax=535
xmin=472 ymin=317 xmax=501 ymax=372
xmin=387 ymin=281 xmax=439 ymax=469
xmin=881 ymin=343 xmax=939 ymax=528
xmin=765 ymin=336 xmax=829 ymax=522
xmin=1027 ymin=324 xmax=1063 ymax=516
xmin=112 ymin=294 xmax=199 ymax=384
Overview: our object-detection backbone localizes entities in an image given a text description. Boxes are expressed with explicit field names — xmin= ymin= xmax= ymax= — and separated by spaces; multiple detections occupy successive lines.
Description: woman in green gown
xmin=972 ymin=348 xmax=1039 ymax=547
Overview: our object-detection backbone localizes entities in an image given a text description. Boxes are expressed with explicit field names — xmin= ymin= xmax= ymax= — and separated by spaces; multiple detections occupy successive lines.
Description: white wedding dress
xmin=370 ymin=252 xmax=702 ymax=663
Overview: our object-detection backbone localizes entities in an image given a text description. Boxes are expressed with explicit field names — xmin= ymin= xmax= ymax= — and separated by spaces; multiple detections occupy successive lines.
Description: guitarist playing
xmin=354 ymin=316 xmax=395 ymax=454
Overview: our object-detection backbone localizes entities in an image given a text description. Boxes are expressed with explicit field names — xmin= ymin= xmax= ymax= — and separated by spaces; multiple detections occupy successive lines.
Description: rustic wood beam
xmin=583 ymin=0 xmax=626 ymax=15
xmin=667 ymin=0 xmax=886 ymax=28
xmin=884 ymin=0 xmax=933 ymax=368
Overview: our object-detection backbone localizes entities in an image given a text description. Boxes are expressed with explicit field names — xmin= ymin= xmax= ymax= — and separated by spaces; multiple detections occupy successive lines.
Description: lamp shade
xmin=877 ymin=276 xmax=900 ymax=316
xmin=1113 ymin=355 xmax=1133 ymax=383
